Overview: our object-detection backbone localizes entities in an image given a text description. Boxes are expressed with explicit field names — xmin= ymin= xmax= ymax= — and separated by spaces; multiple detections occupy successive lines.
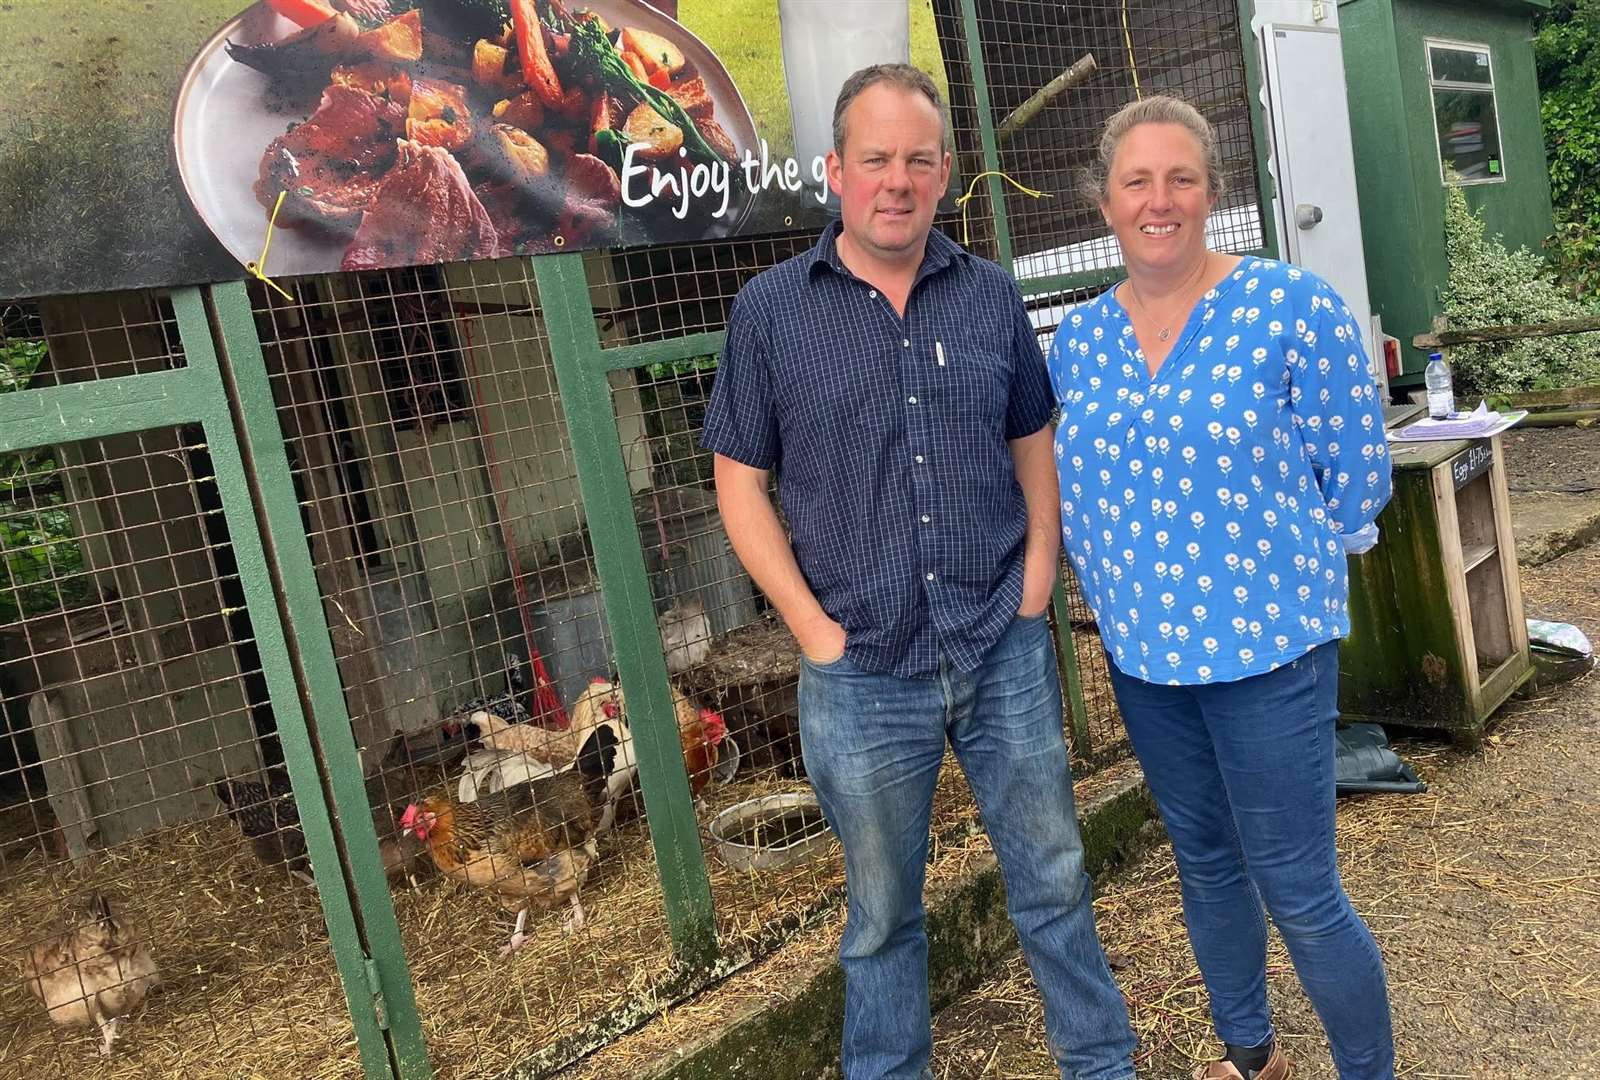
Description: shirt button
xmin=907 ymin=395 xmax=918 ymax=404
xmin=925 ymin=572 xmax=935 ymax=581
xmin=914 ymin=455 xmax=925 ymax=464
xmin=902 ymin=339 xmax=911 ymax=347
xmin=921 ymin=514 xmax=931 ymax=523
xmin=869 ymin=290 xmax=878 ymax=299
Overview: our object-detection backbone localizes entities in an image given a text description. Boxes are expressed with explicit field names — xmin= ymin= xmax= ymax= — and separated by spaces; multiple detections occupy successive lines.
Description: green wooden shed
xmin=1337 ymin=0 xmax=1554 ymax=389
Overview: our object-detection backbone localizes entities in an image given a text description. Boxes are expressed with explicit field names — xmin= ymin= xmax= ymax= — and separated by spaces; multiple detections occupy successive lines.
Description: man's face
xmin=826 ymin=84 xmax=951 ymax=263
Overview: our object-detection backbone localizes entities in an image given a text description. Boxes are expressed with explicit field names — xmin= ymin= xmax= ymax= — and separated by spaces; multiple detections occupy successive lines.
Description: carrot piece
xmin=648 ymin=67 xmax=672 ymax=91
xmin=623 ymin=50 xmax=648 ymax=82
xmin=264 ymin=0 xmax=337 ymax=28
xmin=632 ymin=45 xmax=662 ymax=77
xmin=510 ymin=0 xmax=564 ymax=108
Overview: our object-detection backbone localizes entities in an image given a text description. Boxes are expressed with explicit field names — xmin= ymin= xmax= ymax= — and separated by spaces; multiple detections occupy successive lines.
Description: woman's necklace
xmin=1125 ymin=257 xmax=1212 ymax=342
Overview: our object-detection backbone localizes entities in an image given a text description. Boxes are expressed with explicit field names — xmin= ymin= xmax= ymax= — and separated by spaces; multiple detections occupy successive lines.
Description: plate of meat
xmin=173 ymin=0 xmax=759 ymax=277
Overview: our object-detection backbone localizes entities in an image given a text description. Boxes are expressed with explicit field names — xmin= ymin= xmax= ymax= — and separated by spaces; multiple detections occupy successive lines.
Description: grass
xmin=680 ymin=0 xmax=951 ymax=163
xmin=0 ymin=0 xmax=246 ymax=295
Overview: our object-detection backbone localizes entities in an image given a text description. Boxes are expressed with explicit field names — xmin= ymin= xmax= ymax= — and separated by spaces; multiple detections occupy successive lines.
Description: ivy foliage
xmin=1536 ymin=0 xmax=1600 ymax=296
xmin=1 ymin=337 xmax=91 ymax=625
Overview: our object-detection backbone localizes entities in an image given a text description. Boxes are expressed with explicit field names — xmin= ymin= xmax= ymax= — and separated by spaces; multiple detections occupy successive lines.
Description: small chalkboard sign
xmin=1452 ymin=440 xmax=1494 ymax=490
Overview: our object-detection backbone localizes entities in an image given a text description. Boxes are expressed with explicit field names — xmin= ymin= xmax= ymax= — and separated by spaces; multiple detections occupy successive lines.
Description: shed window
xmin=1427 ymin=41 xmax=1504 ymax=184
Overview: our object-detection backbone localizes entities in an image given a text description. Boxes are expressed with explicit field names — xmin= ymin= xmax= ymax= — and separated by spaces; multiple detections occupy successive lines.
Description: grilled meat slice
xmin=256 ymin=84 xmax=408 ymax=234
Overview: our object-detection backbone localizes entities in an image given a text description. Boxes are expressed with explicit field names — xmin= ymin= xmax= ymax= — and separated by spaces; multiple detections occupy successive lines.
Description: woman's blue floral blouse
xmin=1047 ymin=257 xmax=1392 ymax=685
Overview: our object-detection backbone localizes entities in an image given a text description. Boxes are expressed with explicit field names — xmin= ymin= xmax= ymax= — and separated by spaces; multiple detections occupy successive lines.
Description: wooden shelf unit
xmin=1339 ymin=432 xmax=1532 ymax=746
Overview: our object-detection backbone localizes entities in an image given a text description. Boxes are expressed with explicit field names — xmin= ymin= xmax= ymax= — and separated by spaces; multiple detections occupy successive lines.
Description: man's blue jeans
xmin=798 ymin=613 xmax=1136 ymax=1080
xmin=1107 ymin=642 xmax=1396 ymax=1080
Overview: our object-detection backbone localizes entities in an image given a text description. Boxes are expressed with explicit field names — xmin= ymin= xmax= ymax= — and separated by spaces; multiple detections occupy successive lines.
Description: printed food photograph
xmin=0 ymin=0 xmax=946 ymax=296
xmin=174 ymin=0 xmax=760 ymax=276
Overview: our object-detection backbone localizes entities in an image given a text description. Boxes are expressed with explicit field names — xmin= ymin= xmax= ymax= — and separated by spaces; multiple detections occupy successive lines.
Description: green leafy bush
xmin=1440 ymin=182 xmax=1600 ymax=395
xmin=1 ymin=338 xmax=91 ymax=624
xmin=1536 ymin=0 xmax=1600 ymax=296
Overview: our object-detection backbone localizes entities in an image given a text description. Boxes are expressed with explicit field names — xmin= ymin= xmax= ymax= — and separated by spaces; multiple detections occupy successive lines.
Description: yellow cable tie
xmin=1122 ymin=0 xmax=1142 ymax=99
xmin=245 ymin=190 xmax=295 ymax=302
xmin=954 ymin=170 xmax=1053 ymax=247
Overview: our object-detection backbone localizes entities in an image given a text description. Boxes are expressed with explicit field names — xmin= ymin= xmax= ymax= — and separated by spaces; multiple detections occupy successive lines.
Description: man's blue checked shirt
xmin=1047 ymin=258 xmax=1392 ymax=685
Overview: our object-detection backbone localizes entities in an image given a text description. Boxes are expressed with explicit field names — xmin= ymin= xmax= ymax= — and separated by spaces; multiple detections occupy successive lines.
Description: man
xmin=702 ymin=65 xmax=1136 ymax=1080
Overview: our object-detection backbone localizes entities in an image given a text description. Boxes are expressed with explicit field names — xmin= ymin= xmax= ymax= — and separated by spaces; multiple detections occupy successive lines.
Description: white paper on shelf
xmin=1388 ymin=402 xmax=1529 ymax=442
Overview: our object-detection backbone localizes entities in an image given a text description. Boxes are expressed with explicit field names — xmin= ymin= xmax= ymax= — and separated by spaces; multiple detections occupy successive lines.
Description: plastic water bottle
xmin=1425 ymin=351 xmax=1455 ymax=419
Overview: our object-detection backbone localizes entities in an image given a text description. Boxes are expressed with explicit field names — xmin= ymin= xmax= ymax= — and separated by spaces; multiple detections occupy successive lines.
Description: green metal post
xmin=195 ymin=283 xmax=434 ymax=1080
xmin=1237 ymin=0 xmax=1284 ymax=260
xmin=958 ymin=0 xmax=1016 ymax=270
xmin=532 ymin=254 xmax=718 ymax=969
xmin=1050 ymin=577 xmax=1092 ymax=759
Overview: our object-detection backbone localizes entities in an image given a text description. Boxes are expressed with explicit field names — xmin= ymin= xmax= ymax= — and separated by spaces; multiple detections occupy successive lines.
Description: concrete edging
xmin=642 ymin=772 xmax=1157 ymax=1080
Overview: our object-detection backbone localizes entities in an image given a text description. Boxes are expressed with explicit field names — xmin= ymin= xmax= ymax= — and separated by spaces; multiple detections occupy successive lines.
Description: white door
xmin=1258 ymin=21 xmax=1375 ymax=359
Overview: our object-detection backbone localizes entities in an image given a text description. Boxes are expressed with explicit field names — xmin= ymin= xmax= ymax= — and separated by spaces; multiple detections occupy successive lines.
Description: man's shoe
xmin=1192 ymin=1043 xmax=1290 ymax=1080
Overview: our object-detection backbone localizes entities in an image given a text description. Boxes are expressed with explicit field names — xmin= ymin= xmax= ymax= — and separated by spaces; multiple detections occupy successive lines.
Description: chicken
xmin=590 ymin=678 xmax=727 ymax=829
xmin=212 ymin=770 xmax=311 ymax=884
xmin=22 ymin=892 xmax=160 ymax=1057
xmin=658 ymin=595 xmax=712 ymax=674
xmin=399 ymin=730 xmax=617 ymax=955
xmin=213 ymin=727 xmax=464 ymax=887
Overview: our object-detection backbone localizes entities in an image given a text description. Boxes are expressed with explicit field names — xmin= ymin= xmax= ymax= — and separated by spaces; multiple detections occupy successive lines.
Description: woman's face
xmin=1100 ymin=122 xmax=1217 ymax=277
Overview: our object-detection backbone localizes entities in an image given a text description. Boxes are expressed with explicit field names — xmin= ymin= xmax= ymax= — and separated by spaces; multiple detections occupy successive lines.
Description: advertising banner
xmin=0 ymin=0 xmax=948 ymax=299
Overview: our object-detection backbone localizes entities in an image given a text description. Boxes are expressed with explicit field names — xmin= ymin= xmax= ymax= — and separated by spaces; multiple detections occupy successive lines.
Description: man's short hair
xmin=831 ymin=64 xmax=948 ymax=154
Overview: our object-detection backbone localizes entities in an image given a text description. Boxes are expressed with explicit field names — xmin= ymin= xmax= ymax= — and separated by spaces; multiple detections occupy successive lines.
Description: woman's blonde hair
xmin=1080 ymin=95 xmax=1225 ymax=206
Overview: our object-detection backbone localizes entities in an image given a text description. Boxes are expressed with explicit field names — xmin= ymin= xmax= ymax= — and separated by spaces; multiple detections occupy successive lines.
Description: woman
xmin=1048 ymin=96 xmax=1395 ymax=1080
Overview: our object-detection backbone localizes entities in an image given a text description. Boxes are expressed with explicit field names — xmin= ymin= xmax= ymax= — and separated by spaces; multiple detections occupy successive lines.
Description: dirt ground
xmin=1503 ymin=426 xmax=1600 ymax=492
xmin=927 ymin=537 xmax=1600 ymax=1077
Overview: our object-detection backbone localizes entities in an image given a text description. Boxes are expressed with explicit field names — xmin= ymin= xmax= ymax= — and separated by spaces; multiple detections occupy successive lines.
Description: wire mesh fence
xmin=969 ymin=0 xmax=1265 ymax=282
xmin=0 ymin=304 xmax=357 ymax=1077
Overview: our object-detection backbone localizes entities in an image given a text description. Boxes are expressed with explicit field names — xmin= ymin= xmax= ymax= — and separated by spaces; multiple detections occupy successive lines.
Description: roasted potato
xmin=621 ymin=27 xmax=686 ymax=78
xmin=490 ymin=123 xmax=552 ymax=183
xmin=473 ymin=40 xmax=521 ymax=93
xmin=493 ymin=91 xmax=546 ymax=133
xmin=356 ymin=8 xmax=422 ymax=63
xmin=407 ymin=78 xmax=472 ymax=151
xmin=330 ymin=61 xmax=414 ymax=104
xmin=622 ymin=102 xmax=683 ymax=164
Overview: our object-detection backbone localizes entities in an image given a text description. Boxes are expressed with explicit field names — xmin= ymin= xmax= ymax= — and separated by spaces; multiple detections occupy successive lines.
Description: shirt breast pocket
xmin=939 ymin=334 xmax=1009 ymax=435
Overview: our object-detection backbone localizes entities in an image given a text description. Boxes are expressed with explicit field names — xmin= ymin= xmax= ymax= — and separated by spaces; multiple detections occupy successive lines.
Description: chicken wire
xmin=0 ymin=302 xmax=356 ymax=1077
xmin=974 ymin=0 xmax=1265 ymax=278
xmin=246 ymin=262 xmax=698 ymax=1078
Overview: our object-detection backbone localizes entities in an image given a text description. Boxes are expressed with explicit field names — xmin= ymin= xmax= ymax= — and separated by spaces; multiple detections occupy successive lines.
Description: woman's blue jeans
xmin=1107 ymin=641 xmax=1396 ymax=1079
xmin=799 ymin=613 xmax=1136 ymax=1080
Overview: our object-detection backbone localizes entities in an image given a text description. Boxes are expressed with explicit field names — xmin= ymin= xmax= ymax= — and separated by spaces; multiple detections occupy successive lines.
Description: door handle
xmin=1295 ymin=203 xmax=1324 ymax=230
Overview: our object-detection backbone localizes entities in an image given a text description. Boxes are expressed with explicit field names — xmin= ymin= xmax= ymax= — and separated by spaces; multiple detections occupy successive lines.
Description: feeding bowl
xmin=708 ymin=791 xmax=833 ymax=871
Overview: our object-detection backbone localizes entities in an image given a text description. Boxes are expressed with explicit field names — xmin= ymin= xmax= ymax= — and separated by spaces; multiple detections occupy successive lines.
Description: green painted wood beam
xmin=0 ymin=367 xmax=198 ymax=455
xmin=596 ymin=331 xmax=727 ymax=373
xmin=532 ymin=253 xmax=718 ymax=968
xmin=1050 ymin=576 xmax=1092 ymax=759
xmin=1018 ymin=268 xmax=1124 ymax=302
xmin=201 ymin=282 xmax=433 ymax=1080
xmin=172 ymin=285 xmax=423 ymax=1080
